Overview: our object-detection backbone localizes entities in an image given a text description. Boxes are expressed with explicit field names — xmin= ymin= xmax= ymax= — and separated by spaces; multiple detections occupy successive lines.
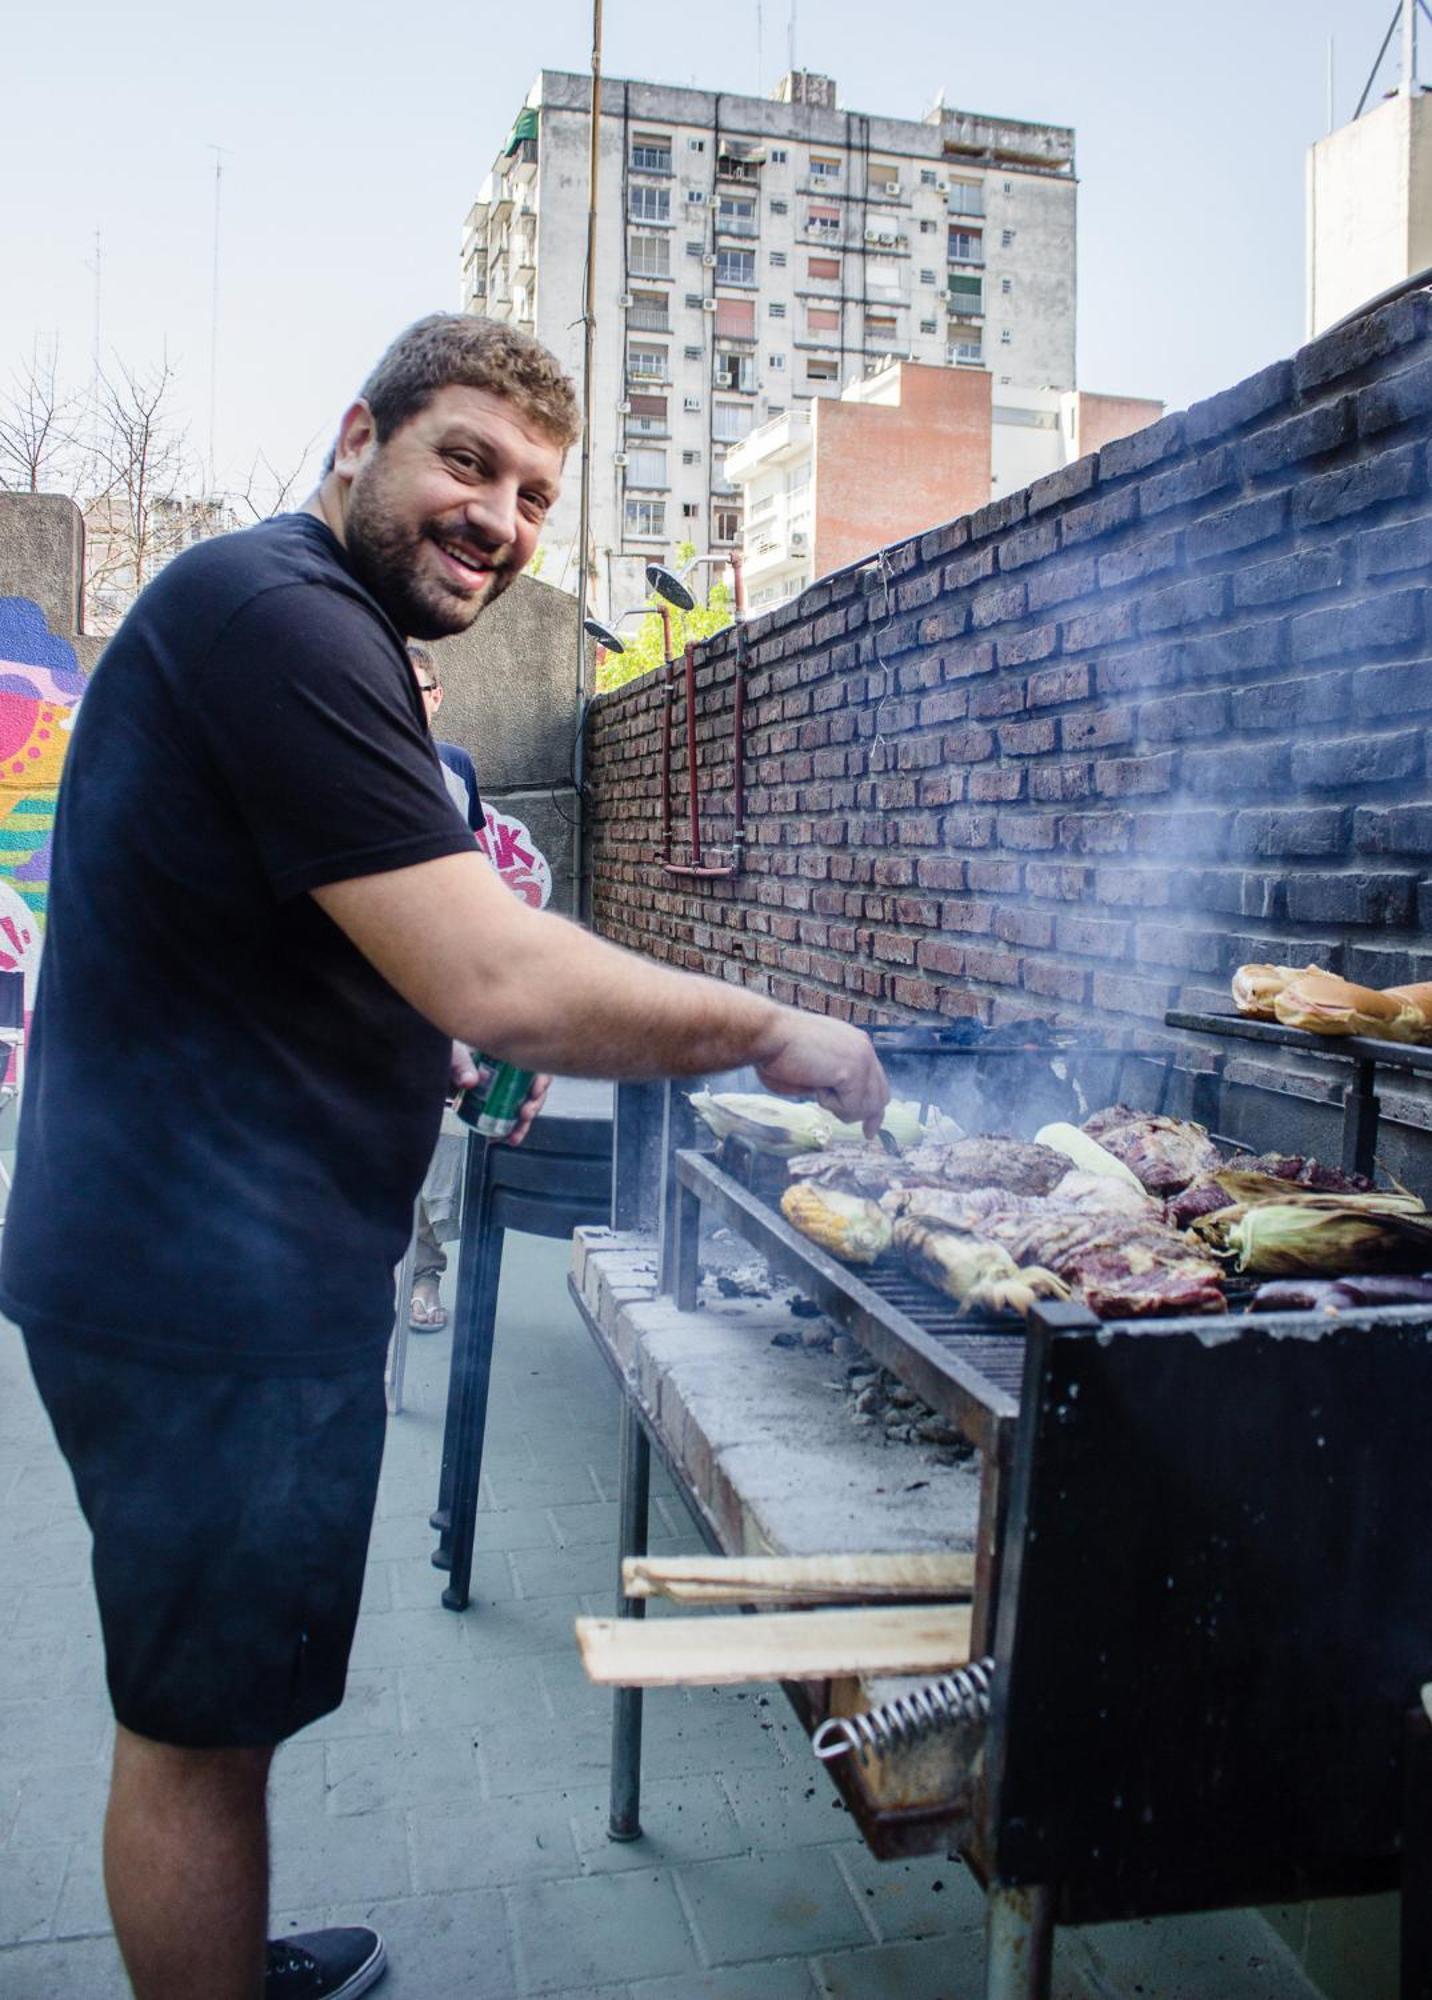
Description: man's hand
xmin=752 ymin=1014 xmax=889 ymax=1137
xmin=449 ymin=1041 xmax=480 ymax=1093
xmin=505 ymin=1073 xmax=551 ymax=1147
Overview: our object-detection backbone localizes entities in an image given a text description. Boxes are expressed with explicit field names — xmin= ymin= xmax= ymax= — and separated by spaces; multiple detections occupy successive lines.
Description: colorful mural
xmin=0 ymin=597 xmax=85 ymax=976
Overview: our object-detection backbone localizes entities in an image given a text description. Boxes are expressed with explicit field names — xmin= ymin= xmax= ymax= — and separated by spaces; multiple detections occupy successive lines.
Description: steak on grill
xmin=1080 ymin=1111 xmax=1222 ymax=1195
xmin=1165 ymin=1154 xmax=1376 ymax=1230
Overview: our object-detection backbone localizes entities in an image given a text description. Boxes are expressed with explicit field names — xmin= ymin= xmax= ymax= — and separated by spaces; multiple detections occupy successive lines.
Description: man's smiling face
xmin=336 ymin=385 xmax=564 ymax=638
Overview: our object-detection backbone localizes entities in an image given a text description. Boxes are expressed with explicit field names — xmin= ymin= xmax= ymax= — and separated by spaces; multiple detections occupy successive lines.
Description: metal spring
xmin=811 ymin=1656 xmax=995 ymax=1766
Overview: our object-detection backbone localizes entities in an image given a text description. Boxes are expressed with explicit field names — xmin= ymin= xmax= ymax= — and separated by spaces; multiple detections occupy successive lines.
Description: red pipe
xmin=683 ymin=641 xmax=702 ymax=869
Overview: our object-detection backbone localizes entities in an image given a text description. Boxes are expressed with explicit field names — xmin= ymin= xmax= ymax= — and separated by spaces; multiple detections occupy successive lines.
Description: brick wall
xmin=583 ymin=288 xmax=1432 ymax=1141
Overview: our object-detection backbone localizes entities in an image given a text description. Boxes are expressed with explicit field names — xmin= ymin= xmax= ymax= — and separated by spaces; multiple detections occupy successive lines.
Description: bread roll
xmin=1231 ymin=963 xmax=1313 ymax=1020
xmin=1385 ymin=983 xmax=1432 ymax=1039
xmin=1273 ymin=969 xmax=1424 ymax=1043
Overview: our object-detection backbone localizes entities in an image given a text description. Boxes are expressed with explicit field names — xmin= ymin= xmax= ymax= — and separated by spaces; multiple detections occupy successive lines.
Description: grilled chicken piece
xmin=1080 ymin=1111 xmax=1222 ymax=1195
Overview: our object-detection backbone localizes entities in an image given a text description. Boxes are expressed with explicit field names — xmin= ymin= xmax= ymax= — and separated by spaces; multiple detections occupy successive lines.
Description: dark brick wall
xmin=583 ymin=288 xmax=1432 ymax=1138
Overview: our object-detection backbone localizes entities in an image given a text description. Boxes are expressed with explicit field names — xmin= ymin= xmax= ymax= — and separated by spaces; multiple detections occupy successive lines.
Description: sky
xmin=0 ymin=0 xmax=1404 ymax=506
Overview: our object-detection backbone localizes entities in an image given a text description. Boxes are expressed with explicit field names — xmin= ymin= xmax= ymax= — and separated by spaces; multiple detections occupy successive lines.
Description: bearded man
xmin=0 ymin=314 xmax=887 ymax=2000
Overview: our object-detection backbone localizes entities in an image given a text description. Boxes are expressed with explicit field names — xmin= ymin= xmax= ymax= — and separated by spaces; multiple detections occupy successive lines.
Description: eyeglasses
xmin=417 ymin=681 xmax=439 ymax=695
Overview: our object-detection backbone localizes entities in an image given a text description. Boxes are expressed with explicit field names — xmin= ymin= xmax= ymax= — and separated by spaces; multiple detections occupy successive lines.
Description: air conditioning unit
xmin=612 ymin=452 xmax=629 ymax=467
xmin=701 ymin=298 xmax=717 ymax=313
xmin=881 ymin=180 xmax=902 ymax=196
xmin=616 ymin=400 xmax=632 ymax=413
xmin=617 ymin=292 xmax=634 ymax=308
xmin=701 ymin=251 xmax=718 ymax=267
xmin=683 ymin=395 xmax=702 ymax=412
xmin=790 ymin=530 xmax=808 ymax=552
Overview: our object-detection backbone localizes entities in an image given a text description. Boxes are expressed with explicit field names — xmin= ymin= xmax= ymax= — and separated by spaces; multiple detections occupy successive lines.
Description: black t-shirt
xmin=0 ymin=513 xmax=479 ymax=1373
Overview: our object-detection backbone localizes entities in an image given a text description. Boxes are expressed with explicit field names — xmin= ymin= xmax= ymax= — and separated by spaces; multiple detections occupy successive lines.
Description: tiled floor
xmin=0 ymin=1228 xmax=1328 ymax=1998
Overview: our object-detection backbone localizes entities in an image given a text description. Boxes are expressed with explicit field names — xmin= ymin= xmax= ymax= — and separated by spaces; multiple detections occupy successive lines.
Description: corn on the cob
xmin=780 ymin=1183 xmax=893 ymax=1263
xmin=690 ymin=1092 xmax=835 ymax=1156
xmin=892 ymin=1218 xmax=1070 ymax=1316
xmin=1226 ymin=1202 xmax=1432 ymax=1275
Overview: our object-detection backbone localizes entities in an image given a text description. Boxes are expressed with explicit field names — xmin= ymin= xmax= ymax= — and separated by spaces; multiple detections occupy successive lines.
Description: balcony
xmin=510 ymin=137 xmax=538 ymax=182
xmin=625 ymin=417 xmax=670 ymax=438
xmin=714 ymin=215 xmax=759 ymax=238
xmin=716 ymin=157 xmax=760 ymax=184
xmin=626 ymin=365 xmax=670 ymax=386
xmin=628 ymin=307 xmax=671 ymax=333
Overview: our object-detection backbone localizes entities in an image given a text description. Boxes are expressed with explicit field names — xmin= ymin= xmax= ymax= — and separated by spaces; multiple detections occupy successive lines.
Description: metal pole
xmin=1404 ymin=0 xmax=1418 ymax=93
xmin=572 ymin=0 xmax=603 ymax=922
xmin=984 ymin=1883 xmax=1055 ymax=2000
xmin=608 ymin=1397 xmax=650 ymax=1840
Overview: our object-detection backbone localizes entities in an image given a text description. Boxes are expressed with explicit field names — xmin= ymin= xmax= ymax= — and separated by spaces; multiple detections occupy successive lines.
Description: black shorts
xmin=23 ymin=1333 xmax=388 ymax=1749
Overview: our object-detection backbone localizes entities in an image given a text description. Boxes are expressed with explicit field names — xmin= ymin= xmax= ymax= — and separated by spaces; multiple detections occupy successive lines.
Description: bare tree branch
xmin=0 ymin=341 xmax=83 ymax=495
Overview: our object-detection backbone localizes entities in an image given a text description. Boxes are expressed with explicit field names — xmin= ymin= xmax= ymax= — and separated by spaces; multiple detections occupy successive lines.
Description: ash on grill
xmin=698 ymin=1240 xmax=972 ymax=1459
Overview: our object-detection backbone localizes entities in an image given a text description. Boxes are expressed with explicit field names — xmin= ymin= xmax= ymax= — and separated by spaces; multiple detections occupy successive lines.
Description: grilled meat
xmin=891 ymin=1218 xmax=1068 ymax=1317
xmin=785 ymin=1146 xmax=915 ymax=1196
xmin=1080 ymin=1111 xmax=1222 ymax=1195
xmin=905 ymin=1136 xmax=1072 ymax=1196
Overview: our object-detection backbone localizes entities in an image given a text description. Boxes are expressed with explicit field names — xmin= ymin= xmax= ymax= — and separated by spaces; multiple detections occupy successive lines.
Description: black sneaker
xmin=266 ymin=1928 xmax=387 ymax=1998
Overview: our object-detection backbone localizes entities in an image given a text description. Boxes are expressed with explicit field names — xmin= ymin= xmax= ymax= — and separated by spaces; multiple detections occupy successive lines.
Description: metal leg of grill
xmin=1402 ymin=1699 xmax=1432 ymax=2000
xmin=608 ymin=1398 xmax=650 ymax=1842
xmin=984 ymin=1882 xmax=1054 ymax=2000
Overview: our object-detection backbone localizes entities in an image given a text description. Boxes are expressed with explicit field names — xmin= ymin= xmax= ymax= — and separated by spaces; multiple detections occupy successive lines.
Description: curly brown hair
xmin=353 ymin=313 xmax=582 ymax=452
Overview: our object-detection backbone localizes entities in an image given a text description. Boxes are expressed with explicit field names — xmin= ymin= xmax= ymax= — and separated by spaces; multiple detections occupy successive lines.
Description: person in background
xmin=406 ymin=640 xmax=476 ymax=1333
xmin=1 ymin=312 xmax=887 ymax=2000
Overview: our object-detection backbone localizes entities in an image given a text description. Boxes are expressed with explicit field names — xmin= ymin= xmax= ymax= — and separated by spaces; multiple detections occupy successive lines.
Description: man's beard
xmin=344 ymin=462 xmax=518 ymax=639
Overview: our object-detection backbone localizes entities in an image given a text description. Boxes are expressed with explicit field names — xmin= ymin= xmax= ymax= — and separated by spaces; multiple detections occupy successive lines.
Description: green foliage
xmin=524 ymin=543 xmax=546 ymax=578
xmin=595 ymin=542 xmax=735 ymax=693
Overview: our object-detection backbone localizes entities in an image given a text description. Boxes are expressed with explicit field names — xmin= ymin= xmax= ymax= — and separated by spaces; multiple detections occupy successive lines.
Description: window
xmin=712 ymin=401 xmax=755 ymax=441
xmin=809 ymin=153 xmax=841 ymax=179
xmin=947 ymin=272 xmax=984 ymax=316
xmin=768 ymin=300 xmax=787 ymax=318
xmin=947 ymin=179 xmax=984 ymax=217
xmin=716 ymin=246 xmax=755 ymax=284
xmin=682 ymin=448 xmax=701 ymax=464
xmin=769 ymin=250 xmax=787 ymax=267
xmin=919 ymin=168 xmax=938 ymax=186
xmin=867 ymin=259 xmax=899 ymax=292
xmin=864 ymin=311 xmax=898 ymax=341
xmin=806 ymin=305 xmax=839 ymax=335
xmin=1000 ymin=328 xmax=1012 ymax=345
xmin=1001 ymin=228 xmax=1015 ymax=248
xmin=950 ymin=336 xmax=982 ymax=364
xmin=806 ymin=203 xmax=841 ymax=236
xmin=683 ymin=343 xmax=703 ymax=360
xmin=769 ymin=199 xmax=788 ymax=216
xmin=631 ymin=135 xmax=672 ymax=173
xmin=766 ymin=403 xmax=785 ymax=416
xmin=768 ymin=352 xmax=786 ymax=369
xmin=919 ymin=218 xmax=936 ymax=233
xmin=919 ymin=318 xmax=936 ymax=334
xmin=627 ymin=343 xmax=668 ymax=381
xmin=948 ymin=228 xmax=983 ymax=264
xmin=806 ymin=357 xmax=838 ymax=382
xmin=770 ymin=148 xmax=787 ymax=164
xmin=1003 ymin=179 xmax=1013 ymax=194
xmin=714 ymin=504 xmax=741 ymax=542
xmin=717 ymin=194 xmax=757 ymax=235
xmin=627 ymin=393 xmax=668 ymax=435
xmin=1001 ymin=276 xmax=1012 ymax=296
xmin=629 ymin=184 xmax=671 ymax=224
xmin=629 ymin=289 xmax=668 ymax=332
xmin=629 ymin=232 xmax=670 ymax=277
xmin=808 ymin=255 xmax=839 ymax=281
xmin=624 ymin=496 xmax=666 ymax=537
xmin=716 ymin=296 xmax=756 ymax=338
xmin=919 ymin=267 xmax=936 ymax=285
xmin=626 ymin=447 xmax=667 ymax=487
xmin=682 ymin=501 xmax=700 ymax=519
xmin=688 ymin=136 xmax=705 ymax=152
xmin=714 ymin=349 xmax=756 ymax=391
xmin=686 ymin=187 xmax=706 ymax=204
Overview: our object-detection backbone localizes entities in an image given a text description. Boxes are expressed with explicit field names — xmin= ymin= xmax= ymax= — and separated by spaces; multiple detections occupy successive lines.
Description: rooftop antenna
xmin=207 ymin=145 xmax=230 ymax=497
xmin=1354 ymin=0 xmax=1431 ymax=118
xmin=787 ymin=0 xmax=796 ymax=76
xmin=756 ymin=0 xmax=763 ymax=93
xmin=85 ymin=227 xmax=103 ymax=471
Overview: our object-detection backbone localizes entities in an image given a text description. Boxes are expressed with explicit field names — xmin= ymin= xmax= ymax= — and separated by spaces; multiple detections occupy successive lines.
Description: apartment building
xmin=727 ymin=362 xmax=1163 ymax=609
xmin=462 ymin=68 xmax=1077 ymax=618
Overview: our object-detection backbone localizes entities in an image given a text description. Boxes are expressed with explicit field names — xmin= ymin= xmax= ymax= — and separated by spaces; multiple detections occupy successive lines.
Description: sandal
xmin=409 ymin=1283 xmax=448 ymax=1334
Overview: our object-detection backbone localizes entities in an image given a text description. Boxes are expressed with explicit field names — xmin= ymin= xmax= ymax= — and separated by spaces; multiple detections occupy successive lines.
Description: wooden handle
xmin=576 ymin=1604 xmax=975 ymax=1687
xmin=621 ymin=1551 xmax=975 ymax=1605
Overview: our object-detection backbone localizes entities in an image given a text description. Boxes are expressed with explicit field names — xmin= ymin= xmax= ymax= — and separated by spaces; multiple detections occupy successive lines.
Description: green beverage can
xmin=453 ymin=1053 xmax=534 ymax=1139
